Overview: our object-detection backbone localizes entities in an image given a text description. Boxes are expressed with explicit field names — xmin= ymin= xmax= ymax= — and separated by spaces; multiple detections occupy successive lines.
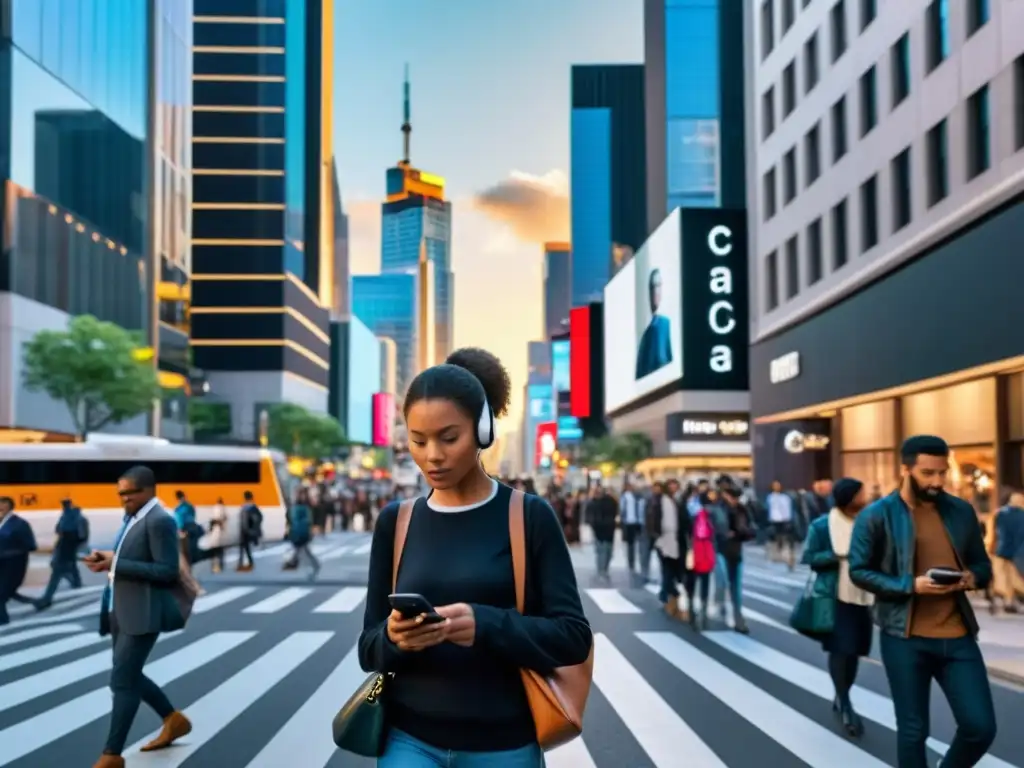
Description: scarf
xmin=828 ymin=507 xmax=873 ymax=607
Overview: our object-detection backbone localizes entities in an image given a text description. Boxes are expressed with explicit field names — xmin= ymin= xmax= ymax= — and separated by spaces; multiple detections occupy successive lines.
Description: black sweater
xmin=357 ymin=483 xmax=592 ymax=751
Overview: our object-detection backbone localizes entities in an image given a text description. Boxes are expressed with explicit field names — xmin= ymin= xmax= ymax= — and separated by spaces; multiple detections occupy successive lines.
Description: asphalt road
xmin=1 ymin=532 xmax=1021 ymax=767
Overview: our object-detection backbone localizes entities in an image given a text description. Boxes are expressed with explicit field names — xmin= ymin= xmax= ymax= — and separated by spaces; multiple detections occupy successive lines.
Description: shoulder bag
xmin=332 ymin=498 xmax=415 ymax=756
xmin=508 ymin=489 xmax=594 ymax=750
xmin=788 ymin=570 xmax=835 ymax=640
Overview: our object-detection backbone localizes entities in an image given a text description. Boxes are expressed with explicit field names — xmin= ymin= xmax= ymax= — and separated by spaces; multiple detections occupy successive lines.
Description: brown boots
xmin=92 ymin=756 xmax=124 ymax=768
xmin=663 ymin=597 xmax=689 ymax=621
xmin=140 ymin=710 xmax=192 ymax=752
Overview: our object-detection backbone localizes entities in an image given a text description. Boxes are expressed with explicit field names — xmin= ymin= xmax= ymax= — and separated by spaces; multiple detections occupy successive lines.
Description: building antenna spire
xmin=401 ymin=64 xmax=412 ymax=164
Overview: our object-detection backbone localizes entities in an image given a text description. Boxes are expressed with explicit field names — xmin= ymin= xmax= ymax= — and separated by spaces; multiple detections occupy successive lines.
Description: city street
xmin=1 ymin=532 xmax=1022 ymax=767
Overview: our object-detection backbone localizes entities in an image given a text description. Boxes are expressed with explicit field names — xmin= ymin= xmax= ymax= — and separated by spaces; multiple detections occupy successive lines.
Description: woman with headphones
xmin=357 ymin=347 xmax=592 ymax=766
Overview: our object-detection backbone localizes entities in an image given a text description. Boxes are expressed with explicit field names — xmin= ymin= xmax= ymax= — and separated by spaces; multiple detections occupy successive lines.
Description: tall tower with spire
xmin=357 ymin=66 xmax=453 ymax=389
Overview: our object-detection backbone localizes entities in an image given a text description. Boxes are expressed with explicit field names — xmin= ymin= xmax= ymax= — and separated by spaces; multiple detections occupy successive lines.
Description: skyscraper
xmin=570 ymin=65 xmax=647 ymax=307
xmin=643 ymin=0 xmax=746 ymax=232
xmin=542 ymin=242 xmax=571 ymax=340
xmin=189 ymin=1 xmax=334 ymax=440
xmin=331 ymin=158 xmax=351 ymax=320
xmin=380 ymin=67 xmax=453 ymax=363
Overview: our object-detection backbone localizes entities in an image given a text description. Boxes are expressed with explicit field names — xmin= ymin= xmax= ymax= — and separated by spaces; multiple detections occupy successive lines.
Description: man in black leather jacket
xmin=848 ymin=435 xmax=996 ymax=768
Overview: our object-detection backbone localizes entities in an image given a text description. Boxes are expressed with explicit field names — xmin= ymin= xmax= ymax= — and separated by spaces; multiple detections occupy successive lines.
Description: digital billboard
xmin=550 ymin=339 xmax=580 ymax=440
xmin=534 ymin=422 xmax=557 ymax=469
xmin=569 ymin=307 xmax=591 ymax=417
xmin=371 ymin=393 xmax=395 ymax=446
xmin=527 ymin=384 xmax=555 ymax=422
xmin=603 ymin=209 xmax=683 ymax=413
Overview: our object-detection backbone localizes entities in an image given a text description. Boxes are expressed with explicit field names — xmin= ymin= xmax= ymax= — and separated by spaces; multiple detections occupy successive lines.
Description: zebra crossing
xmin=0 ymin=583 xmax=1020 ymax=766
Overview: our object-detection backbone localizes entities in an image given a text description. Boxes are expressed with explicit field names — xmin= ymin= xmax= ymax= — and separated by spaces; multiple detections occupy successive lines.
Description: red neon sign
xmin=569 ymin=306 xmax=591 ymax=418
xmin=534 ymin=422 xmax=558 ymax=469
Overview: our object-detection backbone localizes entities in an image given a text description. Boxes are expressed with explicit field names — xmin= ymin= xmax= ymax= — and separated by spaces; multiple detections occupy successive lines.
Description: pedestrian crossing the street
xmin=0 ymin=585 xmax=1020 ymax=766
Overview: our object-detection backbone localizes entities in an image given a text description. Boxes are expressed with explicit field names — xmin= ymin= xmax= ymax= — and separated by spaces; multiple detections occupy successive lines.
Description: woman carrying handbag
xmin=334 ymin=348 xmax=593 ymax=765
xmin=793 ymin=478 xmax=873 ymax=738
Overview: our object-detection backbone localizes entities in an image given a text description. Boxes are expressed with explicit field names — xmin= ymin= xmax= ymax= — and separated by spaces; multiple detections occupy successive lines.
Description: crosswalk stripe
xmin=312 ymin=587 xmax=367 ymax=613
xmin=246 ymin=643 xmax=366 ymax=766
xmin=0 ymin=631 xmax=254 ymax=767
xmin=125 ymin=632 xmax=334 ymax=763
xmin=318 ymin=545 xmax=354 ymax=562
xmin=735 ymin=577 xmax=791 ymax=594
xmin=592 ymin=633 xmax=726 ymax=766
xmin=0 ymin=623 xmax=84 ymax=648
xmin=0 ymin=630 xmax=178 ymax=714
xmin=242 ymin=587 xmax=314 ymax=614
xmin=0 ymin=632 xmax=105 ymax=673
xmin=546 ymin=736 xmax=599 ymax=767
xmin=705 ymin=632 xmax=1018 ymax=768
xmin=742 ymin=589 xmax=794 ymax=610
xmin=353 ymin=541 xmax=373 ymax=555
xmin=642 ymin=584 xmax=794 ymax=633
xmin=8 ymin=587 xmax=105 ymax=617
xmin=193 ymin=586 xmax=257 ymax=613
xmin=636 ymin=632 xmax=889 ymax=767
xmin=585 ymin=589 xmax=642 ymax=614
xmin=744 ymin=570 xmax=805 ymax=588
xmin=0 ymin=601 xmax=102 ymax=630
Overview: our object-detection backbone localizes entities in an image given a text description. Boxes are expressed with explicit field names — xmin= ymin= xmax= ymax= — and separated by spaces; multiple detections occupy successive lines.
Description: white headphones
xmin=476 ymin=395 xmax=495 ymax=449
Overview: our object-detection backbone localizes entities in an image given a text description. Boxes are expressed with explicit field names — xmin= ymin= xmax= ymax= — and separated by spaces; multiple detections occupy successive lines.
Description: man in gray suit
xmin=84 ymin=465 xmax=193 ymax=768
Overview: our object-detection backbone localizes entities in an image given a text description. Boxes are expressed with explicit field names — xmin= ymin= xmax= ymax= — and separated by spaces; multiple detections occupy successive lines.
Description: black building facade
xmin=190 ymin=0 xmax=331 ymax=406
xmin=751 ymin=195 xmax=1024 ymax=504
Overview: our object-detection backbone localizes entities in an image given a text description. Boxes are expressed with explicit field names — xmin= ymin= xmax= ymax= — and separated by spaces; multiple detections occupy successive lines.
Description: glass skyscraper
xmin=543 ymin=242 xmax=571 ymax=339
xmin=644 ymin=0 xmax=746 ymax=232
xmin=570 ymin=65 xmax=647 ymax=307
xmin=0 ymin=0 xmax=152 ymax=436
xmin=352 ymin=272 xmax=422 ymax=396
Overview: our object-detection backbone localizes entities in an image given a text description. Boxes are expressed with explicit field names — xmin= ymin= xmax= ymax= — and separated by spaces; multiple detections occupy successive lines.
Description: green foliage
xmin=22 ymin=314 xmax=161 ymax=437
xmin=265 ymin=402 xmax=347 ymax=459
xmin=578 ymin=431 xmax=653 ymax=470
xmin=188 ymin=400 xmax=232 ymax=436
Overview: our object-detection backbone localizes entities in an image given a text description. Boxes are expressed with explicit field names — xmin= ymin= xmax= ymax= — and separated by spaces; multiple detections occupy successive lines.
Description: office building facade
xmin=331 ymin=158 xmax=350 ymax=320
xmin=747 ymin=0 xmax=1024 ymax=497
xmin=644 ymin=0 xmax=747 ymax=232
xmin=0 ymin=0 xmax=152 ymax=438
xmin=543 ymin=242 xmax=571 ymax=339
xmin=570 ymin=64 xmax=647 ymax=307
xmin=327 ymin=317 xmax=381 ymax=445
xmin=189 ymin=0 xmax=333 ymax=440
xmin=380 ymin=70 xmax=453 ymax=365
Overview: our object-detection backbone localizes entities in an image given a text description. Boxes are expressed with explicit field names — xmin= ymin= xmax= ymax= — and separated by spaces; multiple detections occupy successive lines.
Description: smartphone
xmin=388 ymin=593 xmax=445 ymax=624
xmin=926 ymin=567 xmax=963 ymax=585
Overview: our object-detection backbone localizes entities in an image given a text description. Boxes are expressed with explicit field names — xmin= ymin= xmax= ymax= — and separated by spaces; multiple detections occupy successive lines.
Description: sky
xmin=333 ymin=0 xmax=643 ymax=429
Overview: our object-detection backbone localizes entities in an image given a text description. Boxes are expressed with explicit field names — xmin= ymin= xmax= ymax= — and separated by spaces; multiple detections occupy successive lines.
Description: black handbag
xmin=788 ymin=572 xmax=835 ymax=640
xmin=332 ymin=498 xmax=416 ymax=756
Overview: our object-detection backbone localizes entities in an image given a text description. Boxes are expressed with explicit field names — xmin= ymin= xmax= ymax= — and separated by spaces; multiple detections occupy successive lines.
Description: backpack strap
xmin=392 ymin=498 xmax=417 ymax=591
xmin=508 ymin=489 xmax=527 ymax=614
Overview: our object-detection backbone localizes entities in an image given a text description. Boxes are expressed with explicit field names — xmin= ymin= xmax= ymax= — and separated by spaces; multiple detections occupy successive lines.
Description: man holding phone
xmin=849 ymin=435 xmax=996 ymax=768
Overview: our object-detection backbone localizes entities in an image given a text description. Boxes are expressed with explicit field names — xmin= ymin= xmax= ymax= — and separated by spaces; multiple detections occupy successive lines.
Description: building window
xmin=785 ymin=235 xmax=800 ymax=299
xmin=859 ymin=66 xmax=877 ymax=136
xmin=807 ymin=218 xmax=823 ymax=285
xmin=967 ymin=0 xmax=989 ymax=37
xmin=860 ymin=0 xmax=876 ymax=30
xmin=831 ymin=95 xmax=848 ymax=162
xmin=860 ymin=174 xmax=878 ymax=252
xmin=832 ymin=198 xmax=849 ymax=269
xmin=926 ymin=0 xmax=950 ymax=72
xmin=783 ymin=61 xmax=797 ymax=116
xmin=830 ymin=0 xmax=847 ymax=62
xmin=926 ymin=118 xmax=949 ymax=206
xmin=891 ymin=33 xmax=911 ymax=108
xmin=891 ymin=147 xmax=912 ymax=231
xmin=1016 ymin=56 xmax=1024 ymax=151
xmin=782 ymin=0 xmax=796 ymax=33
xmin=783 ymin=147 xmax=797 ymax=203
xmin=763 ymin=167 xmax=778 ymax=220
xmin=804 ymin=33 xmax=819 ymax=93
xmin=966 ymin=84 xmax=991 ymax=179
xmin=761 ymin=0 xmax=775 ymax=59
xmin=766 ymin=250 xmax=779 ymax=310
xmin=804 ymin=123 xmax=821 ymax=186
xmin=762 ymin=87 xmax=776 ymax=139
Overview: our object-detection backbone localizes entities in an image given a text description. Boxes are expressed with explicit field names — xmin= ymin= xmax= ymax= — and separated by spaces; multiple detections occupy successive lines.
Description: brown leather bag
xmin=508 ymin=489 xmax=594 ymax=750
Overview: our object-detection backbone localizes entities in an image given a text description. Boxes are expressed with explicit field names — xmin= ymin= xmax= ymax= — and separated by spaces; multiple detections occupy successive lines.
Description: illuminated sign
xmin=666 ymin=412 xmax=751 ymax=442
xmin=783 ymin=430 xmax=830 ymax=453
xmin=372 ymin=393 xmax=396 ymax=447
xmin=706 ymin=225 xmax=736 ymax=375
xmin=770 ymin=352 xmax=801 ymax=384
xmin=569 ymin=307 xmax=591 ymax=417
xmin=534 ymin=422 xmax=557 ymax=469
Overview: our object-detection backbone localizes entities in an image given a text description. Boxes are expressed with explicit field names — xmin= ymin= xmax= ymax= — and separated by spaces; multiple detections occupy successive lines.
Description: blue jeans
xmin=594 ymin=540 xmax=613 ymax=576
xmin=713 ymin=554 xmax=728 ymax=608
xmin=379 ymin=729 xmax=545 ymax=767
xmin=879 ymin=633 xmax=996 ymax=768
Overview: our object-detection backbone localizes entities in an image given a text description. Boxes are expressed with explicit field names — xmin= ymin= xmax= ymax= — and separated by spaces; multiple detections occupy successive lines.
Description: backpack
xmin=245 ymin=504 xmax=264 ymax=539
xmin=76 ymin=514 xmax=89 ymax=544
xmin=690 ymin=508 xmax=717 ymax=574
xmin=644 ymin=496 xmax=662 ymax=538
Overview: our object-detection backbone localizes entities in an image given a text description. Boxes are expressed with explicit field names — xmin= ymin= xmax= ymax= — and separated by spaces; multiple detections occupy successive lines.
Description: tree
xmin=22 ymin=314 xmax=161 ymax=437
xmin=578 ymin=431 xmax=653 ymax=471
xmin=265 ymin=403 xmax=347 ymax=459
xmin=188 ymin=401 xmax=232 ymax=440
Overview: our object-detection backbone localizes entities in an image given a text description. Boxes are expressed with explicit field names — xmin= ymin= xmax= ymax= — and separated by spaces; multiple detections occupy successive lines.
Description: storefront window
xmin=842 ymin=451 xmax=897 ymax=496
xmin=1006 ymin=372 xmax=1024 ymax=441
xmin=841 ymin=400 xmax=896 ymax=450
xmin=947 ymin=445 xmax=995 ymax=515
xmin=901 ymin=378 xmax=996 ymax=445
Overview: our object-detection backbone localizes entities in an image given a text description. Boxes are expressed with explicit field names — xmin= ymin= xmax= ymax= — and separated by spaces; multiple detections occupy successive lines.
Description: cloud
xmin=472 ymin=170 xmax=570 ymax=244
xmin=344 ymin=199 xmax=382 ymax=275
